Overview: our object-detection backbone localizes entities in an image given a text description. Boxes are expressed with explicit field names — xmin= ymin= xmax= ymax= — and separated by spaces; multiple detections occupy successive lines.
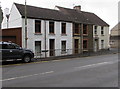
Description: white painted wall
xmin=93 ymin=25 xmax=109 ymax=50
xmin=2 ymin=3 xmax=22 ymax=29
xmin=8 ymin=4 xmax=22 ymax=28
xmin=23 ymin=19 xmax=73 ymax=57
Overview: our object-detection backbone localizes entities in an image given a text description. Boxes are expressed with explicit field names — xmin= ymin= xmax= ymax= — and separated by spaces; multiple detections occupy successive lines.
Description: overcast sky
xmin=0 ymin=0 xmax=119 ymax=29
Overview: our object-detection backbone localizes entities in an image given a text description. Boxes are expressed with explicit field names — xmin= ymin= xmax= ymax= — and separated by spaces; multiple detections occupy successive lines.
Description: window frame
xmin=61 ymin=23 xmax=66 ymax=35
xmin=74 ymin=23 xmax=80 ymax=34
xmin=49 ymin=21 xmax=54 ymax=34
xmin=101 ymin=26 xmax=104 ymax=35
xmin=35 ymin=20 xmax=41 ymax=33
xmin=94 ymin=26 xmax=97 ymax=34
xmin=83 ymin=24 xmax=88 ymax=35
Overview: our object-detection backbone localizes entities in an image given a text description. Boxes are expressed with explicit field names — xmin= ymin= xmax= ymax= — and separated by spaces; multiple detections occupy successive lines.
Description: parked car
xmin=0 ymin=42 xmax=34 ymax=63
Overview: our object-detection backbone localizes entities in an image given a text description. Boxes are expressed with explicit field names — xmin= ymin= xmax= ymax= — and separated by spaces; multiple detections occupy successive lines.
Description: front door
xmin=49 ymin=39 xmax=55 ymax=56
xmin=94 ymin=39 xmax=98 ymax=52
xmin=74 ymin=39 xmax=79 ymax=53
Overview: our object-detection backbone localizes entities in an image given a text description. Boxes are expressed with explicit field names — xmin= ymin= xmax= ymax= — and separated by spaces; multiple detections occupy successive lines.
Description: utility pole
xmin=25 ymin=0 xmax=27 ymax=48
xmin=44 ymin=21 xmax=47 ymax=58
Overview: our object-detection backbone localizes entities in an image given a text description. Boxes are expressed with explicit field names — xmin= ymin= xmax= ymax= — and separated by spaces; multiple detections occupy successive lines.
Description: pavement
xmin=2 ymin=48 xmax=119 ymax=65
xmin=1 ymin=53 xmax=118 ymax=87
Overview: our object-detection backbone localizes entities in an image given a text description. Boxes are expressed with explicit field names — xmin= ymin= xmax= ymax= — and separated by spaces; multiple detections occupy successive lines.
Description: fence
xmin=34 ymin=48 xmax=114 ymax=58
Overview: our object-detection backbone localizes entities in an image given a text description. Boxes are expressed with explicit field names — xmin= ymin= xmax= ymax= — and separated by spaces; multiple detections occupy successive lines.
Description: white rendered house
xmin=2 ymin=3 xmax=73 ymax=57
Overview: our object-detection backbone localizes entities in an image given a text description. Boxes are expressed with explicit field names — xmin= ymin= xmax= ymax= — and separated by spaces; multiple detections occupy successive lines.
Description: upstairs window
xmin=35 ymin=20 xmax=41 ymax=33
xmin=83 ymin=24 xmax=88 ymax=35
xmin=49 ymin=22 xmax=54 ymax=34
xmin=74 ymin=23 xmax=79 ymax=34
xmin=61 ymin=23 xmax=66 ymax=34
xmin=94 ymin=26 xmax=97 ymax=34
xmin=101 ymin=27 xmax=104 ymax=35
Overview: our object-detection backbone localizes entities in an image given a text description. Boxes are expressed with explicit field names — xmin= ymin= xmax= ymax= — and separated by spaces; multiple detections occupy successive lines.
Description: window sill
xmin=34 ymin=33 xmax=42 ymax=35
xmin=83 ymin=34 xmax=88 ymax=36
xmin=49 ymin=33 xmax=55 ymax=35
xmin=74 ymin=34 xmax=80 ymax=36
xmin=61 ymin=34 xmax=67 ymax=36
xmin=101 ymin=34 xmax=104 ymax=36
xmin=61 ymin=51 xmax=67 ymax=54
xmin=83 ymin=49 xmax=88 ymax=51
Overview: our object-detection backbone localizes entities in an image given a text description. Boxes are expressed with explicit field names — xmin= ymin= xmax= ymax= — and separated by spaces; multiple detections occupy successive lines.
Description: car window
xmin=13 ymin=44 xmax=20 ymax=48
xmin=8 ymin=44 xmax=16 ymax=49
xmin=1 ymin=44 xmax=8 ymax=49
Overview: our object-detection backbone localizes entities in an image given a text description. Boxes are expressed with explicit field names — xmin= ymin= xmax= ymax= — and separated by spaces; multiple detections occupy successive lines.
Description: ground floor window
xmin=35 ymin=41 xmax=41 ymax=56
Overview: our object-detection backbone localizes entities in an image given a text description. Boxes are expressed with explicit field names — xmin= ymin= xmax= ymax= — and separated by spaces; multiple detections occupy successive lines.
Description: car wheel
xmin=22 ymin=55 xmax=31 ymax=63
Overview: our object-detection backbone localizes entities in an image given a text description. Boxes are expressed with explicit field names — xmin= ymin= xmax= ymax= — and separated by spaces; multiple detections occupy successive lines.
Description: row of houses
xmin=1 ymin=3 xmax=110 ymax=58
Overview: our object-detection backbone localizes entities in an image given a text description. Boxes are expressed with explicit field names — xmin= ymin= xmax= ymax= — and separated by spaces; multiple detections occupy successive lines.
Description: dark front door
xmin=49 ymin=39 xmax=55 ymax=56
xmin=74 ymin=39 xmax=79 ymax=53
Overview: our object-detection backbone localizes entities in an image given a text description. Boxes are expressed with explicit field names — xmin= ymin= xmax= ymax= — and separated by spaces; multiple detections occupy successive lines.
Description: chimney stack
xmin=4 ymin=8 xmax=9 ymax=16
xmin=73 ymin=5 xmax=81 ymax=11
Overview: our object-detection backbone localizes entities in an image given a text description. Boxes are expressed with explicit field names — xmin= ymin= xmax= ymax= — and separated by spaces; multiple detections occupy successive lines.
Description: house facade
xmin=2 ymin=3 xmax=73 ymax=57
xmin=56 ymin=6 xmax=109 ymax=52
xmin=1 ymin=3 xmax=109 ymax=57
xmin=110 ymin=23 xmax=120 ymax=48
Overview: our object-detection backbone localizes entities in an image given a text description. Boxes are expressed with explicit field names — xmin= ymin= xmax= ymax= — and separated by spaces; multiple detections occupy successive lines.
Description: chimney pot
xmin=73 ymin=5 xmax=81 ymax=11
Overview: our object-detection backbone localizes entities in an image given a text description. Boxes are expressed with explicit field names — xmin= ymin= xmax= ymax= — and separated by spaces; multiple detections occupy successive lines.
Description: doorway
xmin=74 ymin=39 xmax=79 ymax=53
xmin=49 ymin=39 xmax=55 ymax=56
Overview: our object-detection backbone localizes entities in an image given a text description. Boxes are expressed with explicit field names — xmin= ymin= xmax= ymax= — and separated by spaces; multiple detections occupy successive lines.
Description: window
xmin=61 ymin=41 xmax=66 ymax=53
xmin=101 ymin=27 xmax=104 ymax=35
xmin=8 ymin=44 xmax=16 ymax=49
xmin=1 ymin=44 xmax=8 ymax=49
xmin=61 ymin=23 xmax=66 ymax=34
xmin=83 ymin=24 xmax=88 ymax=34
xmin=94 ymin=26 xmax=97 ymax=34
xmin=35 ymin=41 xmax=41 ymax=56
xmin=74 ymin=23 xmax=79 ymax=34
xmin=35 ymin=20 xmax=41 ymax=33
xmin=83 ymin=40 xmax=88 ymax=49
xmin=101 ymin=40 xmax=104 ymax=49
xmin=49 ymin=22 xmax=54 ymax=34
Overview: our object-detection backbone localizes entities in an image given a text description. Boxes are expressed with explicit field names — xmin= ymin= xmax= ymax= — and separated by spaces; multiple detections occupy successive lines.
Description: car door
xmin=1 ymin=44 xmax=10 ymax=59
xmin=8 ymin=44 xmax=23 ymax=59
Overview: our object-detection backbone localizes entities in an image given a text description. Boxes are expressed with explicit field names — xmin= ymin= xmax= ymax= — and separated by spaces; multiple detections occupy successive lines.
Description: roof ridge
xmin=15 ymin=3 xmax=60 ymax=12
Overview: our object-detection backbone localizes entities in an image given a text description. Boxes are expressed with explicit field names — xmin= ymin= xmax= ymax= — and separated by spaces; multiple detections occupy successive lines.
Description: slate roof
xmin=15 ymin=3 xmax=72 ymax=22
xmin=14 ymin=3 xmax=109 ymax=26
xmin=56 ymin=6 xmax=109 ymax=26
xmin=111 ymin=22 xmax=120 ymax=31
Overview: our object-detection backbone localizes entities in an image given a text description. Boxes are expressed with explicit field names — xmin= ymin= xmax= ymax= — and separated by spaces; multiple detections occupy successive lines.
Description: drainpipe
xmin=44 ymin=20 xmax=47 ymax=58
xmin=25 ymin=0 xmax=27 ymax=48
xmin=81 ymin=24 xmax=83 ymax=53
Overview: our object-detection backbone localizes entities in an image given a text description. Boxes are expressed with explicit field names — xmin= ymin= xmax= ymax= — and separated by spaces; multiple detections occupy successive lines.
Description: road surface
xmin=1 ymin=53 xmax=118 ymax=87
